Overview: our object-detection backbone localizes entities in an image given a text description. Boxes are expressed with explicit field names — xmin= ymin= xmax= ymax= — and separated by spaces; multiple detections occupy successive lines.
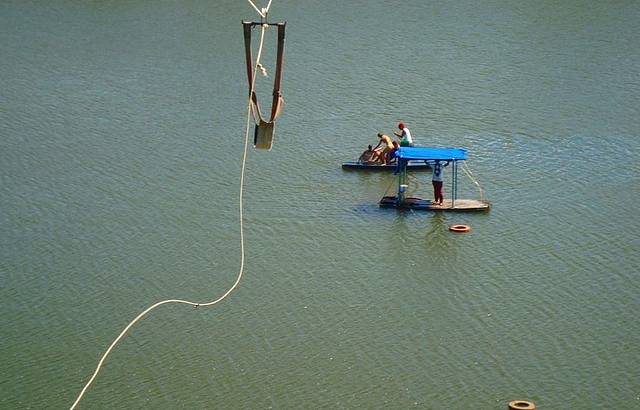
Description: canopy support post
xmin=398 ymin=160 xmax=408 ymax=204
xmin=452 ymin=160 xmax=457 ymax=208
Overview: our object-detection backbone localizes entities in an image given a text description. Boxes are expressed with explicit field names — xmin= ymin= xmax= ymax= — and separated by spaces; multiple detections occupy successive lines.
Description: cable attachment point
xmin=256 ymin=63 xmax=268 ymax=77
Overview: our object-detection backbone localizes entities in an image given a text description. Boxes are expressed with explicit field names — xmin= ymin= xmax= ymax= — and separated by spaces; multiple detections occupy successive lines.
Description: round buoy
xmin=508 ymin=400 xmax=535 ymax=410
xmin=449 ymin=224 xmax=471 ymax=233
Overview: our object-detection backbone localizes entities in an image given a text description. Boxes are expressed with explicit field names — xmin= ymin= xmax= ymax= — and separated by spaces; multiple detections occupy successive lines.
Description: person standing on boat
xmin=429 ymin=160 xmax=450 ymax=205
xmin=394 ymin=122 xmax=414 ymax=147
xmin=373 ymin=132 xmax=394 ymax=164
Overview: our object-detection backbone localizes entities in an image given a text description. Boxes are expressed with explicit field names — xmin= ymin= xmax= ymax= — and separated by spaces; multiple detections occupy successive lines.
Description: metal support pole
xmin=398 ymin=161 xmax=407 ymax=204
xmin=451 ymin=160 xmax=457 ymax=208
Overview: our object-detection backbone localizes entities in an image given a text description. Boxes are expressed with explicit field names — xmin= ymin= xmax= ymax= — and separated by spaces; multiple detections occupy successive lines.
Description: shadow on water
xmin=390 ymin=209 xmax=455 ymax=247
xmin=4 ymin=0 xmax=639 ymax=408
xmin=423 ymin=213 xmax=463 ymax=262
xmin=388 ymin=208 xmax=491 ymax=275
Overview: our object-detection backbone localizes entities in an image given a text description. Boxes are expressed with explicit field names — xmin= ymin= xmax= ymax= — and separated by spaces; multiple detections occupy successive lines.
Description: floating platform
xmin=342 ymin=161 xmax=431 ymax=171
xmin=379 ymin=196 xmax=490 ymax=212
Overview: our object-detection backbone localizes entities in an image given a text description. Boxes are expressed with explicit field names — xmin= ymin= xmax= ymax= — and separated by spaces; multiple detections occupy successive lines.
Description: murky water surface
xmin=2 ymin=1 xmax=639 ymax=408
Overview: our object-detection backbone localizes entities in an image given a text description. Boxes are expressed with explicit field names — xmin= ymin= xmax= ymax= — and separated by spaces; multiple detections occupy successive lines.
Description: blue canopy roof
xmin=397 ymin=146 xmax=467 ymax=161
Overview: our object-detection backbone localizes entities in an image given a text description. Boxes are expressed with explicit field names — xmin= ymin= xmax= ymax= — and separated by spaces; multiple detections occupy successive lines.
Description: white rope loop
xmin=69 ymin=10 xmax=272 ymax=410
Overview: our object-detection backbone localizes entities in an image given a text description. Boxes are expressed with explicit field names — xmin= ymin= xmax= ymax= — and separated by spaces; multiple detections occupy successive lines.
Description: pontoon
xmin=379 ymin=146 xmax=490 ymax=212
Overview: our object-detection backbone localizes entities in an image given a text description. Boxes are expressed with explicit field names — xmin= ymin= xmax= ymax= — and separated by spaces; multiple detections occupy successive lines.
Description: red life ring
xmin=449 ymin=224 xmax=471 ymax=233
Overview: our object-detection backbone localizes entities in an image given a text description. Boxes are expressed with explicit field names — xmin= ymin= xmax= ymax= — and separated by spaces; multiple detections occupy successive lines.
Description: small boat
xmin=379 ymin=146 xmax=490 ymax=212
xmin=341 ymin=160 xmax=431 ymax=171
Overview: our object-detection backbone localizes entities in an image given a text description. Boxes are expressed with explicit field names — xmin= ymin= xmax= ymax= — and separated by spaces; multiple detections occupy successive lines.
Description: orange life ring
xmin=449 ymin=224 xmax=471 ymax=233
xmin=508 ymin=400 xmax=535 ymax=410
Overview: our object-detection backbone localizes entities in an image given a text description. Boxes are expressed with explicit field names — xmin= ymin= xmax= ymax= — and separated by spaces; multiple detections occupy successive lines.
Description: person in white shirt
xmin=427 ymin=160 xmax=450 ymax=205
xmin=394 ymin=122 xmax=414 ymax=147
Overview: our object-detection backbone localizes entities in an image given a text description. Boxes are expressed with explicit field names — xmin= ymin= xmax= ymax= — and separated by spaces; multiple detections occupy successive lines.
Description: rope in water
xmin=69 ymin=5 xmax=273 ymax=409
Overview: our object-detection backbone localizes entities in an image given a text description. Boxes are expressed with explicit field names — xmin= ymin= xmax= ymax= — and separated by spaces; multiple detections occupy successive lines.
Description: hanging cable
xmin=462 ymin=161 xmax=485 ymax=200
xmin=246 ymin=0 xmax=265 ymax=17
xmin=407 ymin=172 xmax=420 ymax=197
xmin=69 ymin=14 xmax=272 ymax=410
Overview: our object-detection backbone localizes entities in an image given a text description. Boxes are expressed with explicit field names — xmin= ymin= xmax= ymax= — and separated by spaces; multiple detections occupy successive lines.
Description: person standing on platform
xmin=394 ymin=122 xmax=414 ymax=147
xmin=429 ymin=160 xmax=450 ymax=205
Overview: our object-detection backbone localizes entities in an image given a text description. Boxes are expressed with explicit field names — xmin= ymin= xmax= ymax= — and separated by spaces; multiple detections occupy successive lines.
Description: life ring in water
xmin=508 ymin=400 xmax=535 ymax=410
xmin=449 ymin=224 xmax=471 ymax=233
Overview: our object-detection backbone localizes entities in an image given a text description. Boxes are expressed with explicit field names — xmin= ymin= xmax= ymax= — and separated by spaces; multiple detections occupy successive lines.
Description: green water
xmin=2 ymin=1 xmax=639 ymax=408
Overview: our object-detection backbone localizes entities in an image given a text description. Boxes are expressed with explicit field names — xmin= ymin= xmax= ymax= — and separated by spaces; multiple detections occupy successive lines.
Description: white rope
xmin=69 ymin=23 xmax=271 ymax=410
xmin=462 ymin=161 xmax=485 ymax=200
xmin=383 ymin=173 xmax=397 ymax=197
xmin=407 ymin=172 xmax=420 ymax=197
xmin=246 ymin=0 xmax=265 ymax=17
xmin=264 ymin=0 xmax=274 ymax=15
xmin=246 ymin=0 xmax=275 ymax=19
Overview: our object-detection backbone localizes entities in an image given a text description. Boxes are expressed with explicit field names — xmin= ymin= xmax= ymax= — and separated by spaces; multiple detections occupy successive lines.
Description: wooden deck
xmin=342 ymin=161 xmax=431 ymax=171
xmin=379 ymin=196 xmax=490 ymax=212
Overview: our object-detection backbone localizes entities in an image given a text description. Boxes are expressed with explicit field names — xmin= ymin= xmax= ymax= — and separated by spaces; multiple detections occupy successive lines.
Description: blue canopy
xmin=397 ymin=146 xmax=467 ymax=161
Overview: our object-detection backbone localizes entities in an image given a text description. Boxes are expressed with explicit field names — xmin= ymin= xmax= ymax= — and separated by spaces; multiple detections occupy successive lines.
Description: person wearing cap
xmin=394 ymin=122 xmax=414 ymax=147
xmin=372 ymin=132 xmax=394 ymax=164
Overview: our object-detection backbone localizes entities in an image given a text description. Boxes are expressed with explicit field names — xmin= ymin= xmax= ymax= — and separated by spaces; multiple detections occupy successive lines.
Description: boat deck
xmin=342 ymin=161 xmax=431 ymax=171
xmin=379 ymin=196 xmax=490 ymax=212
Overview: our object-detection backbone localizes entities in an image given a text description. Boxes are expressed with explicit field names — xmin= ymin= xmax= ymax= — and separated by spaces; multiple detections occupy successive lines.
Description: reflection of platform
xmin=379 ymin=196 xmax=491 ymax=212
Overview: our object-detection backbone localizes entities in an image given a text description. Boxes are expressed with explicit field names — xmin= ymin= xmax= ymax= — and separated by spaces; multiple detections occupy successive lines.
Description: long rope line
xmin=69 ymin=20 xmax=271 ymax=410
xmin=383 ymin=174 xmax=397 ymax=197
xmin=407 ymin=172 xmax=420 ymax=197
xmin=462 ymin=161 xmax=485 ymax=200
xmin=246 ymin=0 xmax=265 ymax=17
xmin=264 ymin=0 xmax=274 ymax=15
